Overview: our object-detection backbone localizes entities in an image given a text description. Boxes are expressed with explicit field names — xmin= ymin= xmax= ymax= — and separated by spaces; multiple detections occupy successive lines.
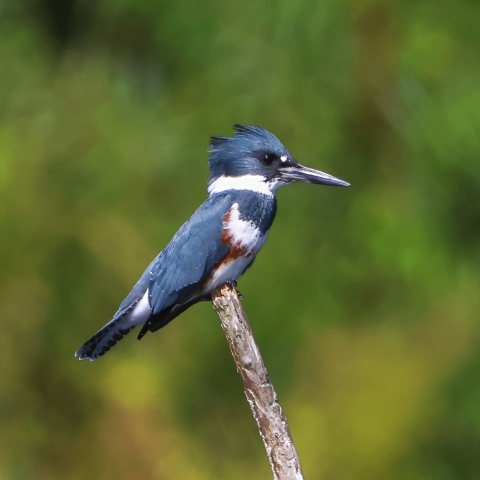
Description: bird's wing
xmin=147 ymin=192 xmax=232 ymax=314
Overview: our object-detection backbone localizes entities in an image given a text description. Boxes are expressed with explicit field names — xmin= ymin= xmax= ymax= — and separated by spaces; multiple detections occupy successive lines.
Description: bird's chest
xmin=203 ymin=199 xmax=272 ymax=291
xmin=221 ymin=202 xmax=267 ymax=256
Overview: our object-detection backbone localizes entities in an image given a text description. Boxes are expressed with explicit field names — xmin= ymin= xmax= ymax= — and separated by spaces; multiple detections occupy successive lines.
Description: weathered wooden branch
xmin=212 ymin=284 xmax=304 ymax=480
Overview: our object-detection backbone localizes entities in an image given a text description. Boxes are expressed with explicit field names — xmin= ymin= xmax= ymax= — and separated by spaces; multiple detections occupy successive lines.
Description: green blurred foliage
xmin=1 ymin=0 xmax=480 ymax=478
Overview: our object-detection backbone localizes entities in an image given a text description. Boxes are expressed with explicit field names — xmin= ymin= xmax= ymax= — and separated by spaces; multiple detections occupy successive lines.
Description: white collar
xmin=208 ymin=174 xmax=283 ymax=196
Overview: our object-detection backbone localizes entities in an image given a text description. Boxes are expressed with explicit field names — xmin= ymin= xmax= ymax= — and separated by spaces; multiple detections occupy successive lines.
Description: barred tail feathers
xmin=76 ymin=290 xmax=151 ymax=361
xmin=75 ymin=316 xmax=135 ymax=361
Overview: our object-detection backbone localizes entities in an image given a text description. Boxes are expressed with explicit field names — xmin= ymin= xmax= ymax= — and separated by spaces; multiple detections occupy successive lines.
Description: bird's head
xmin=207 ymin=124 xmax=349 ymax=196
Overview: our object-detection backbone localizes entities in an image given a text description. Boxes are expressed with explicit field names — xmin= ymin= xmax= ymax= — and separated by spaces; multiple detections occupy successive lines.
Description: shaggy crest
xmin=208 ymin=124 xmax=290 ymax=183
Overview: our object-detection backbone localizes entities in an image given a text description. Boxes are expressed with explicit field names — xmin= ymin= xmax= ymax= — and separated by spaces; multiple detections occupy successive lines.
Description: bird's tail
xmin=75 ymin=314 xmax=134 ymax=362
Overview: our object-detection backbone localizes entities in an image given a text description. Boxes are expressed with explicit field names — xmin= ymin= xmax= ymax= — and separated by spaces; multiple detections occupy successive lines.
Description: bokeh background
xmin=1 ymin=1 xmax=480 ymax=479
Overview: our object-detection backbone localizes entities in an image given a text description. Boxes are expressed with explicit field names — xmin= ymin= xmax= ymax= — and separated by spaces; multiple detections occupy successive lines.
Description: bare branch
xmin=212 ymin=284 xmax=304 ymax=480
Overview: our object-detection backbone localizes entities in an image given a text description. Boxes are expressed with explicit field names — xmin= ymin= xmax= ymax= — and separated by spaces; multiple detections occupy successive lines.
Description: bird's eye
xmin=261 ymin=153 xmax=277 ymax=165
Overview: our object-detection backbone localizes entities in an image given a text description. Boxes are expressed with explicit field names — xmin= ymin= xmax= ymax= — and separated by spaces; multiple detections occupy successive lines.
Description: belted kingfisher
xmin=76 ymin=125 xmax=349 ymax=361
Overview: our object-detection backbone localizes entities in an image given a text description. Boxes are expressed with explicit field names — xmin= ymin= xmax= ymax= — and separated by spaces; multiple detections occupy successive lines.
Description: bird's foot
xmin=225 ymin=280 xmax=243 ymax=300
xmin=225 ymin=279 xmax=238 ymax=289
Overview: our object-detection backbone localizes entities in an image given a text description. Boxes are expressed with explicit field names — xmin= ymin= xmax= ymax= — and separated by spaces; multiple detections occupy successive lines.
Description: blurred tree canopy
xmin=1 ymin=1 xmax=480 ymax=479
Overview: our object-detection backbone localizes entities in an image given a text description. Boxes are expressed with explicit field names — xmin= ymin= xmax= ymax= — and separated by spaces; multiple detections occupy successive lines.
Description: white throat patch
xmin=208 ymin=175 xmax=283 ymax=196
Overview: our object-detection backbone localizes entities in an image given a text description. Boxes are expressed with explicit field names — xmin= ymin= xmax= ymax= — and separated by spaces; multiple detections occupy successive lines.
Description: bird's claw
xmin=224 ymin=280 xmax=243 ymax=300
xmin=225 ymin=279 xmax=238 ymax=289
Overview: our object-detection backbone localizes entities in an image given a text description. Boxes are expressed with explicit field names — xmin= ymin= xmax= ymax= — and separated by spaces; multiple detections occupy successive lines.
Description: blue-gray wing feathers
xmin=75 ymin=193 xmax=233 ymax=361
xmin=147 ymin=193 xmax=232 ymax=314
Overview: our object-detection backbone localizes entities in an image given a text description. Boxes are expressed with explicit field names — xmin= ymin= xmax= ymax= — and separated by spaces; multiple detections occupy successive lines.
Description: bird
xmin=75 ymin=124 xmax=349 ymax=361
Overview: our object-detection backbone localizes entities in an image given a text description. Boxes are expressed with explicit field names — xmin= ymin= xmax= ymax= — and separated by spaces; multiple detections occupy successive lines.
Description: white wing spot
xmin=130 ymin=289 xmax=152 ymax=325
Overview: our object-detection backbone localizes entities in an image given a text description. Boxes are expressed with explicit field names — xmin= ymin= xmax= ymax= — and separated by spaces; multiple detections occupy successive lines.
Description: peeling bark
xmin=212 ymin=284 xmax=304 ymax=480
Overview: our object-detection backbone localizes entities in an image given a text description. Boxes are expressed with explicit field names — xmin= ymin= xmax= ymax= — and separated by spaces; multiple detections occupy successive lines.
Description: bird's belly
xmin=202 ymin=255 xmax=255 ymax=292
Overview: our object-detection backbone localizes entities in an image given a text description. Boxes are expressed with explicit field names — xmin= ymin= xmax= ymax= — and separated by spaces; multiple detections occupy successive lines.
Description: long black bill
xmin=282 ymin=164 xmax=350 ymax=187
